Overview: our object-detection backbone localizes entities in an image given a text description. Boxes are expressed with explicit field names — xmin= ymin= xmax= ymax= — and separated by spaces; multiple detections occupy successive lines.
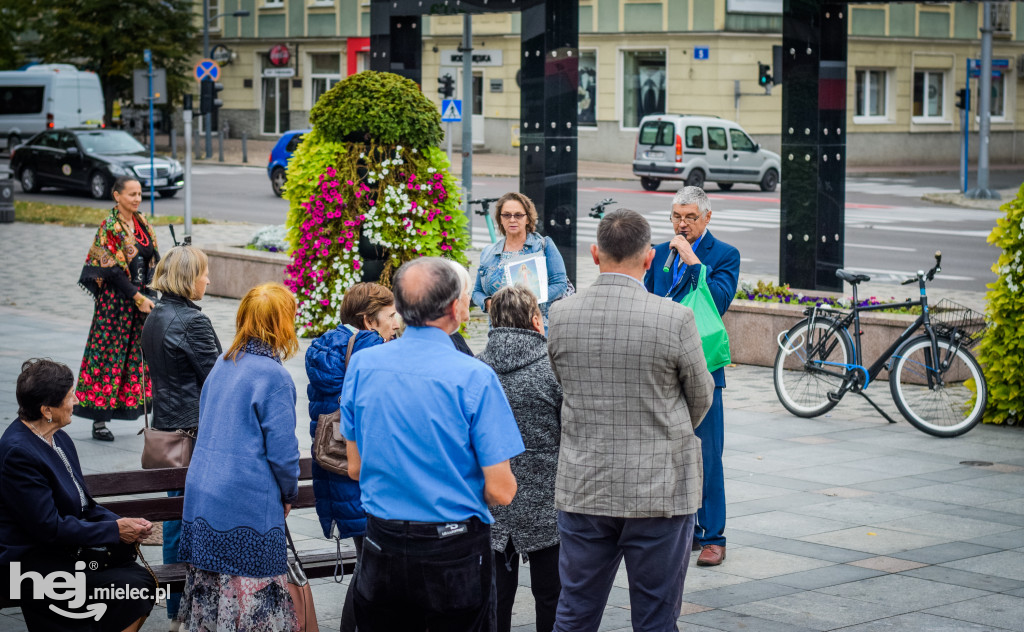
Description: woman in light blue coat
xmin=472 ymin=192 xmax=568 ymax=327
xmin=177 ymin=283 xmax=302 ymax=632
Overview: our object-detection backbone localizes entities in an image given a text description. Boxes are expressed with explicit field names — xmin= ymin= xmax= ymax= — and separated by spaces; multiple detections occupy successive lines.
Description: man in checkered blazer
xmin=547 ymin=208 xmax=714 ymax=632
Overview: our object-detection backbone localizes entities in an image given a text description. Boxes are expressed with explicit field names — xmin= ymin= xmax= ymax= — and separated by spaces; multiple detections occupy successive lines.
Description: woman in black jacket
xmin=0 ymin=359 xmax=155 ymax=632
xmin=140 ymin=245 xmax=221 ymax=631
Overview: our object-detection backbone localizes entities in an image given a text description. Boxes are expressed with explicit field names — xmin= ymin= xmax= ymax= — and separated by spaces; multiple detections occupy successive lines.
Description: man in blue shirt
xmin=341 ymin=256 xmax=525 ymax=632
xmin=644 ymin=186 xmax=740 ymax=567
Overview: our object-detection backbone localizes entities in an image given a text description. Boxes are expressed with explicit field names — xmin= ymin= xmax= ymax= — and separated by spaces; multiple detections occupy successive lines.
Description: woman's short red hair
xmin=226 ymin=282 xmax=299 ymax=362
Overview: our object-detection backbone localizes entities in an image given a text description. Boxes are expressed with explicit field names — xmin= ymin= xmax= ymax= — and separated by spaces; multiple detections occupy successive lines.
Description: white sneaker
xmin=169 ymin=621 xmax=182 ymax=632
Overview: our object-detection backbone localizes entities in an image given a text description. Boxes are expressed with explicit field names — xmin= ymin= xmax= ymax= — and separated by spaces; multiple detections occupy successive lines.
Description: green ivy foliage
xmin=309 ymin=71 xmax=443 ymax=149
xmin=977 ymin=183 xmax=1024 ymax=425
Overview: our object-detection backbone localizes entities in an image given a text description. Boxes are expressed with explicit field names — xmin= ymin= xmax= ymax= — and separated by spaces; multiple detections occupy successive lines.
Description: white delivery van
xmin=0 ymin=64 xmax=105 ymax=150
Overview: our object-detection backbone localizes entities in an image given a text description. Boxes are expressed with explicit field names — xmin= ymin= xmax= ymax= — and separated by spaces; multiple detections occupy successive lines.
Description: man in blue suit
xmin=644 ymin=186 xmax=740 ymax=567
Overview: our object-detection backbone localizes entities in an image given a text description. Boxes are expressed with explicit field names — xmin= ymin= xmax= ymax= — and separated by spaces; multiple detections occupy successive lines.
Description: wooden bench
xmin=1 ymin=457 xmax=355 ymax=611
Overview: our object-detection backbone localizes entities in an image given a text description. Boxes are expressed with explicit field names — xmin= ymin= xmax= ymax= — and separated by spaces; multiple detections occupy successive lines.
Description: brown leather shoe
xmin=697 ymin=545 xmax=725 ymax=566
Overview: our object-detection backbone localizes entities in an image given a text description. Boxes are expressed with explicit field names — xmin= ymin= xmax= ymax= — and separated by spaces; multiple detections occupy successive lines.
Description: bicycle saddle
xmin=835 ymin=269 xmax=871 ymax=284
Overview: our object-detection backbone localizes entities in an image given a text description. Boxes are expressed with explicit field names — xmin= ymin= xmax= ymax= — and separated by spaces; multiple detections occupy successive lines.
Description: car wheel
xmin=89 ymin=172 xmax=111 ymax=200
xmin=717 ymin=182 xmax=734 ymax=191
xmin=19 ymin=166 xmax=40 ymax=193
xmin=760 ymin=168 xmax=779 ymax=192
xmin=158 ymin=190 xmax=178 ymax=199
xmin=685 ymin=169 xmax=705 ymax=189
xmin=271 ymin=167 xmax=287 ymax=197
xmin=640 ymin=177 xmax=661 ymax=192
xmin=8 ymin=133 xmax=22 ymax=154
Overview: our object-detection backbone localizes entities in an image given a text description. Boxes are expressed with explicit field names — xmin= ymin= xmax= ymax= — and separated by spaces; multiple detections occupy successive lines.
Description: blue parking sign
xmin=441 ymin=99 xmax=462 ymax=122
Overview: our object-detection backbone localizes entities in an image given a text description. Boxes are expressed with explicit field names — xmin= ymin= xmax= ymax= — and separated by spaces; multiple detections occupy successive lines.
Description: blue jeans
xmin=554 ymin=511 xmax=695 ymax=632
xmin=164 ymin=489 xmax=183 ymax=620
xmin=694 ymin=388 xmax=726 ymax=547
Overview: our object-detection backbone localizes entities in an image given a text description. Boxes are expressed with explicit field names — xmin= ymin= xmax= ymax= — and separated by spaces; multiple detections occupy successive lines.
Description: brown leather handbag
xmin=286 ymin=525 xmax=320 ymax=632
xmin=312 ymin=334 xmax=356 ymax=476
xmin=138 ymin=349 xmax=196 ymax=469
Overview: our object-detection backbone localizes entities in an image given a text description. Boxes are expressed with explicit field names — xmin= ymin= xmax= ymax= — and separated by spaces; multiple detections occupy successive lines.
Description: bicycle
xmin=772 ymin=251 xmax=988 ymax=438
xmin=468 ymin=197 xmax=501 ymax=243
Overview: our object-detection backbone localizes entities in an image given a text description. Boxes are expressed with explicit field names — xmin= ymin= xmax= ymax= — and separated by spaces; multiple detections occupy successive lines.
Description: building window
xmin=977 ymin=73 xmax=1007 ymax=119
xmin=578 ymin=50 xmax=596 ymax=127
xmin=207 ymin=0 xmax=221 ymax=32
xmin=854 ymin=69 xmax=888 ymax=120
xmin=622 ymin=50 xmax=665 ymax=129
xmin=913 ymin=70 xmax=945 ymax=120
xmin=310 ymin=54 xmax=341 ymax=104
xmin=263 ymin=0 xmax=284 ymax=7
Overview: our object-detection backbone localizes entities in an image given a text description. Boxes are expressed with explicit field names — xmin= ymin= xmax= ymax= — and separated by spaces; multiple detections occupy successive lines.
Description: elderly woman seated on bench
xmin=0 ymin=358 xmax=156 ymax=632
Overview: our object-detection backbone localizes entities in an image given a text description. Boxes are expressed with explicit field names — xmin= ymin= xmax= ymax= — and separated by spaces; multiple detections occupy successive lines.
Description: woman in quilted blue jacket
xmin=304 ymin=282 xmax=398 ymax=632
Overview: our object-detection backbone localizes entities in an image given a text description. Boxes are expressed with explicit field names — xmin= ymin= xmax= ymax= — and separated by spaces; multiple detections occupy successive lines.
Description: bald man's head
xmin=393 ymin=257 xmax=463 ymax=327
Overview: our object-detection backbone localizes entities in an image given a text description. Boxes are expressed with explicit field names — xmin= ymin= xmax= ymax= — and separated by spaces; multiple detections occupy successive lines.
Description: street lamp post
xmin=202 ymin=3 xmax=249 ymax=158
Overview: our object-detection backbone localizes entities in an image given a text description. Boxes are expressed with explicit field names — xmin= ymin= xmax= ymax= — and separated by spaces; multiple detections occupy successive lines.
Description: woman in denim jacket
xmin=472 ymin=192 xmax=568 ymax=325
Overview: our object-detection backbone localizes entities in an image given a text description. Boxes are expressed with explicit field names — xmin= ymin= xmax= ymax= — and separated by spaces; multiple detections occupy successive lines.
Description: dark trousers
xmin=553 ymin=511 xmax=695 ymax=632
xmin=353 ymin=515 xmax=496 ymax=632
xmin=339 ymin=535 xmax=364 ymax=632
xmin=694 ymin=388 xmax=726 ymax=547
xmin=495 ymin=540 xmax=560 ymax=632
xmin=163 ymin=489 xmax=184 ymax=620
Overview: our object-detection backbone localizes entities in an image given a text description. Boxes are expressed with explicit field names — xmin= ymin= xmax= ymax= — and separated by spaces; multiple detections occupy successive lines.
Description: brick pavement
xmin=1 ymin=220 xmax=1023 ymax=631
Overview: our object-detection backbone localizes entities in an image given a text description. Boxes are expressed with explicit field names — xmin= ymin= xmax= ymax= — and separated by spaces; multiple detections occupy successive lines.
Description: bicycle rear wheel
xmin=774 ymin=317 xmax=852 ymax=417
xmin=889 ymin=335 xmax=986 ymax=437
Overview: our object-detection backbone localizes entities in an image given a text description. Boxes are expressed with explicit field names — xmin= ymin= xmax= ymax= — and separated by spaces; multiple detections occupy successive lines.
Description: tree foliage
xmin=977 ymin=183 xmax=1024 ymax=425
xmin=1 ymin=0 xmax=200 ymax=123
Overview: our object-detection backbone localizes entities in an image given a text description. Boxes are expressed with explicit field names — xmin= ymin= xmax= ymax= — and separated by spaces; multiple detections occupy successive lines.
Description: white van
xmin=0 ymin=64 xmax=105 ymax=150
xmin=632 ymin=114 xmax=781 ymax=192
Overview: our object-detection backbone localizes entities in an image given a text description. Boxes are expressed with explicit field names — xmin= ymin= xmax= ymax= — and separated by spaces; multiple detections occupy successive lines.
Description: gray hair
xmin=445 ymin=258 xmax=472 ymax=297
xmin=393 ymin=257 xmax=462 ymax=327
xmin=489 ymin=285 xmax=540 ymax=330
xmin=671 ymin=186 xmax=711 ymax=215
xmin=596 ymin=208 xmax=652 ymax=263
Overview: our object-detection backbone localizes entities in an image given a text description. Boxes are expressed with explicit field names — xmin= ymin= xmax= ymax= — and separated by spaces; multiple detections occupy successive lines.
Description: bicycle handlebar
xmin=468 ymin=197 xmax=501 ymax=216
xmin=901 ymin=250 xmax=942 ymax=285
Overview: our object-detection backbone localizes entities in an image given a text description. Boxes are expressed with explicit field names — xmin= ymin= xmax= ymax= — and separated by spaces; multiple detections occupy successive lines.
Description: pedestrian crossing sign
xmin=441 ymin=99 xmax=463 ymax=122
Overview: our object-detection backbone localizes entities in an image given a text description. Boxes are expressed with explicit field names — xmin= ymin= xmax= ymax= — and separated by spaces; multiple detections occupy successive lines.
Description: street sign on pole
xmin=967 ymin=57 xmax=1008 ymax=78
xmin=133 ymin=68 xmax=167 ymax=105
xmin=441 ymin=99 xmax=463 ymax=122
xmin=694 ymin=46 xmax=709 ymax=60
xmin=194 ymin=59 xmax=220 ymax=82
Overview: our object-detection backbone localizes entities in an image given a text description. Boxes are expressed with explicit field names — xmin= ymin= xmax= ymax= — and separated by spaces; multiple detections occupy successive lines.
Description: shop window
xmin=977 ymin=73 xmax=1007 ymax=119
xmin=578 ymin=50 xmax=597 ymax=127
xmin=913 ymin=70 xmax=945 ymax=120
xmin=311 ymin=54 xmax=341 ymax=104
xmin=622 ymin=50 xmax=665 ymax=129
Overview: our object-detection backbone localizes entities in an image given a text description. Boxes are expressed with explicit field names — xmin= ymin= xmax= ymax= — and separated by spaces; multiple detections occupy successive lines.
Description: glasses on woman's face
xmin=501 ymin=213 xmax=527 ymax=221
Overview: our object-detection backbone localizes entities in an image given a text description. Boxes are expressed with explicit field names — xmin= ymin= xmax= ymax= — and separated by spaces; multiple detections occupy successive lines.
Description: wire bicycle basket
xmin=930 ymin=299 xmax=987 ymax=347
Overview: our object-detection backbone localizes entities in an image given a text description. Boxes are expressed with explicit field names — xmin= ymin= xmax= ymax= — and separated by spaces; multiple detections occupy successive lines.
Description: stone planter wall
xmin=201 ymin=244 xmax=290 ymax=300
xmin=723 ymin=300 xmax=920 ymax=376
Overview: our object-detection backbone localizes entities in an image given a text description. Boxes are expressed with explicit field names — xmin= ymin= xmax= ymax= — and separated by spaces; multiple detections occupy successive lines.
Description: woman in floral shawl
xmin=74 ymin=176 xmax=160 ymax=441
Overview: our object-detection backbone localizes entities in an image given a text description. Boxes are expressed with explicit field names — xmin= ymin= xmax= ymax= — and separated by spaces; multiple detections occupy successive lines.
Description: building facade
xmin=201 ymin=0 xmax=1024 ymax=165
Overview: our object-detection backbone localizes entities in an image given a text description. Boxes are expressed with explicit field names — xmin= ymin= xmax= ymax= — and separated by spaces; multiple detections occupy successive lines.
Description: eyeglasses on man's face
xmin=501 ymin=213 xmax=527 ymax=221
xmin=671 ymin=212 xmax=707 ymax=225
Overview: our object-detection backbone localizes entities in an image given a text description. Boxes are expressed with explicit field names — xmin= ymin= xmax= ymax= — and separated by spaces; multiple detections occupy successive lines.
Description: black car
xmin=10 ymin=128 xmax=184 ymax=199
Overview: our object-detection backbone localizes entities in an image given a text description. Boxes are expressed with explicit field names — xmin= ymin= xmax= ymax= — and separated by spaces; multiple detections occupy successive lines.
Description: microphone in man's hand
xmin=663 ymin=245 xmax=679 ymax=273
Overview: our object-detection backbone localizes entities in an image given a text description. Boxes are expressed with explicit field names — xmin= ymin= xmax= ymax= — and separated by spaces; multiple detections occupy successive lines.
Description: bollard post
xmin=218 ymin=130 xmax=224 ymax=163
xmin=242 ymin=131 xmax=248 ymax=163
xmin=0 ymin=174 xmax=14 ymax=223
xmin=170 ymin=130 xmax=177 ymax=160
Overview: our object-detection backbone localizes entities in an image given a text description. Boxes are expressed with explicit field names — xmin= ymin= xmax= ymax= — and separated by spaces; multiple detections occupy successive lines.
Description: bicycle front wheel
xmin=774 ymin=317 xmax=852 ymax=418
xmin=889 ymin=335 xmax=987 ymax=438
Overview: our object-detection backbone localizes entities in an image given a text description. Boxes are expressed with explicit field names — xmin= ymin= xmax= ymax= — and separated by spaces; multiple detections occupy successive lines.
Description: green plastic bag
xmin=677 ymin=266 xmax=732 ymax=372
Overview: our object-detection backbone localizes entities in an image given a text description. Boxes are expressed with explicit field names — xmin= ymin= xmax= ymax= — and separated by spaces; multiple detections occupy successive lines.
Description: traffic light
xmin=955 ymin=88 xmax=968 ymax=110
xmin=199 ymin=79 xmax=224 ymax=115
xmin=438 ymin=73 xmax=454 ymax=99
xmin=758 ymin=63 xmax=772 ymax=88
